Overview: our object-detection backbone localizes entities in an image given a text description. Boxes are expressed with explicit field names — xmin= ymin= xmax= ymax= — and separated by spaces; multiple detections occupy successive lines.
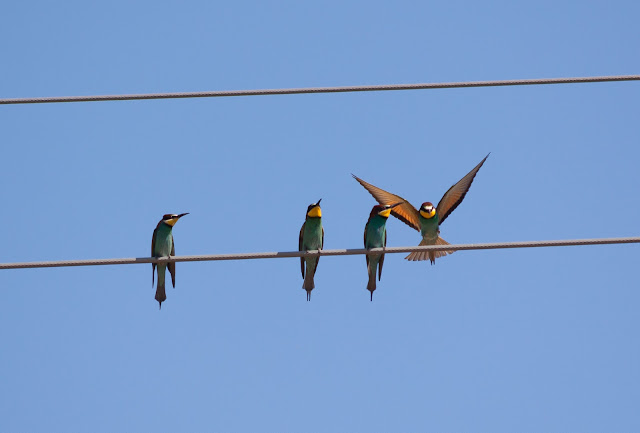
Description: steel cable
xmin=1 ymin=75 xmax=638 ymax=105
xmin=1 ymin=236 xmax=638 ymax=270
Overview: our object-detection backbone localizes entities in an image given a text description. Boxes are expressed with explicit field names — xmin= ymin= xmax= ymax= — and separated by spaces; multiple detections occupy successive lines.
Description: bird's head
xmin=162 ymin=213 xmax=189 ymax=227
xmin=306 ymin=199 xmax=322 ymax=218
xmin=371 ymin=201 xmax=404 ymax=218
xmin=419 ymin=202 xmax=436 ymax=219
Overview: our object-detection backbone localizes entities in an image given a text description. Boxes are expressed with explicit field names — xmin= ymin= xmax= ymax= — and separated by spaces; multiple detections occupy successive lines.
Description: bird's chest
xmin=365 ymin=220 xmax=386 ymax=248
xmin=302 ymin=219 xmax=323 ymax=249
xmin=154 ymin=227 xmax=173 ymax=256
xmin=419 ymin=215 xmax=440 ymax=240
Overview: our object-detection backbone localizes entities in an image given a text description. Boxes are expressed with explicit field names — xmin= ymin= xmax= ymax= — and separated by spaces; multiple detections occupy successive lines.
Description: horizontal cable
xmin=1 ymin=75 xmax=638 ymax=105
xmin=0 ymin=236 xmax=638 ymax=270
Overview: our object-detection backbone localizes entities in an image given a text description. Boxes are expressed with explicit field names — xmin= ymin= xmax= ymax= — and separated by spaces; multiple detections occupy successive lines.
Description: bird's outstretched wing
xmin=298 ymin=222 xmax=305 ymax=278
xmin=352 ymin=174 xmax=421 ymax=232
xmin=436 ymin=153 xmax=489 ymax=226
xmin=168 ymin=235 xmax=176 ymax=288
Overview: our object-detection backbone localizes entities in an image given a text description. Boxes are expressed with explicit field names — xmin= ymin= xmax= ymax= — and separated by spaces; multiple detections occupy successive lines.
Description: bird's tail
xmin=155 ymin=265 xmax=167 ymax=309
xmin=405 ymin=236 xmax=454 ymax=264
xmin=367 ymin=276 xmax=376 ymax=301
xmin=303 ymin=268 xmax=315 ymax=301
xmin=367 ymin=260 xmax=376 ymax=301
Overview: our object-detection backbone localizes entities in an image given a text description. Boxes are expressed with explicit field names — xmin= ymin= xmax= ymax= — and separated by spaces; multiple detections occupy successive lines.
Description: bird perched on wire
xmin=364 ymin=202 xmax=403 ymax=301
xmin=299 ymin=199 xmax=324 ymax=301
xmin=353 ymin=154 xmax=489 ymax=264
xmin=152 ymin=213 xmax=189 ymax=308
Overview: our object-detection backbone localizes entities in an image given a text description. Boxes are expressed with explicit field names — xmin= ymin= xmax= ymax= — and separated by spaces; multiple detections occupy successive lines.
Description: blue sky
xmin=1 ymin=1 xmax=639 ymax=431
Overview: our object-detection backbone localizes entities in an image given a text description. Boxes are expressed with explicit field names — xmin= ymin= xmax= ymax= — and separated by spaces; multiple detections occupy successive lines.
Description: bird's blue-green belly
xmin=365 ymin=218 xmax=386 ymax=249
xmin=154 ymin=225 xmax=173 ymax=256
xmin=419 ymin=214 xmax=440 ymax=243
xmin=302 ymin=219 xmax=323 ymax=250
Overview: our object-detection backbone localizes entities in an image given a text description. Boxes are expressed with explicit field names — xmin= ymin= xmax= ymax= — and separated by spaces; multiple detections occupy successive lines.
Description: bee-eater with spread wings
xmin=353 ymin=154 xmax=488 ymax=264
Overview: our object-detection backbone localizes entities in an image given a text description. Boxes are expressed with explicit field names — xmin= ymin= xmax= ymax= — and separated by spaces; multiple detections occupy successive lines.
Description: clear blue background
xmin=1 ymin=1 xmax=639 ymax=431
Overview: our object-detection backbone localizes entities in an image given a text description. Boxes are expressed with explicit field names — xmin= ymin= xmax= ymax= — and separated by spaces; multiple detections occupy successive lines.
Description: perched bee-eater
xmin=364 ymin=202 xmax=403 ymax=301
xmin=152 ymin=213 xmax=189 ymax=308
xmin=299 ymin=199 xmax=324 ymax=301
xmin=353 ymin=154 xmax=489 ymax=264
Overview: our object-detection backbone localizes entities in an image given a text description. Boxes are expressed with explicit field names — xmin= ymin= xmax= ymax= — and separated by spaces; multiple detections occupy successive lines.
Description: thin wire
xmin=1 ymin=237 xmax=638 ymax=270
xmin=1 ymin=75 xmax=638 ymax=105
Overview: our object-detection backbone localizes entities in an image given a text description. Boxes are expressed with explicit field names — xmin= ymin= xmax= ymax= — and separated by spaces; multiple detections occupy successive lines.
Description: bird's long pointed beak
xmin=390 ymin=201 xmax=404 ymax=208
xmin=177 ymin=213 xmax=189 ymax=218
xmin=316 ymin=199 xmax=322 ymax=206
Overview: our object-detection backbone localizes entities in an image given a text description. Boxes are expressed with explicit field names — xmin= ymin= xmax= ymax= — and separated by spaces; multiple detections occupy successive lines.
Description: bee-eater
xmin=364 ymin=202 xmax=403 ymax=301
xmin=152 ymin=213 xmax=188 ymax=308
xmin=353 ymin=154 xmax=489 ymax=264
xmin=299 ymin=199 xmax=324 ymax=301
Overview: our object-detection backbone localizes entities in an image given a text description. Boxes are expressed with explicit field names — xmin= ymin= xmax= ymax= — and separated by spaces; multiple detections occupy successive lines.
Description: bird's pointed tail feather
xmin=303 ymin=270 xmax=314 ymax=301
xmin=367 ymin=261 xmax=376 ymax=300
xmin=155 ymin=282 xmax=166 ymax=308
xmin=155 ymin=265 xmax=167 ymax=308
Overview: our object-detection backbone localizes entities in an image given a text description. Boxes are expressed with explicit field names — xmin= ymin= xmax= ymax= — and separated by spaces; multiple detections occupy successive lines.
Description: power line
xmin=1 ymin=236 xmax=638 ymax=270
xmin=1 ymin=75 xmax=638 ymax=105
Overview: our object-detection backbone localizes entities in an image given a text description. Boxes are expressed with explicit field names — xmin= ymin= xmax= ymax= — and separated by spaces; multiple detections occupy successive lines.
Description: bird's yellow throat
xmin=307 ymin=207 xmax=322 ymax=218
xmin=164 ymin=218 xmax=179 ymax=226
xmin=420 ymin=209 xmax=436 ymax=219
xmin=379 ymin=208 xmax=392 ymax=218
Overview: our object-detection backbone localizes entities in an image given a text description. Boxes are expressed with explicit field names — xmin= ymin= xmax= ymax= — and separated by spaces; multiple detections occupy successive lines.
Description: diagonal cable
xmin=1 ymin=75 xmax=638 ymax=105
xmin=0 ymin=236 xmax=638 ymax=270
